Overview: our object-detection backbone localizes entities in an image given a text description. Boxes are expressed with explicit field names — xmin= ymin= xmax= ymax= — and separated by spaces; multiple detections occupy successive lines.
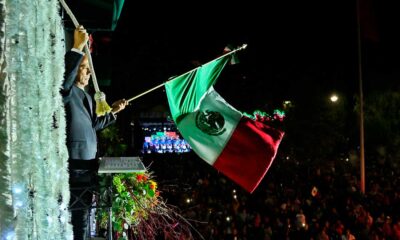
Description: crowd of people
xmin=145 ymin=151 xmax=400 ymax=240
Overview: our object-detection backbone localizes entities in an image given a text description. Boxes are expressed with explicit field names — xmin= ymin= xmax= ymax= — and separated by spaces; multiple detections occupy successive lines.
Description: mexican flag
xmin=165 ymin=54 xmax=284 ymax=193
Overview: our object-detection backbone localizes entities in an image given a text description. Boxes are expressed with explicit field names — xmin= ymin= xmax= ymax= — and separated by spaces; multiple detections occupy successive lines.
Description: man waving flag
xmin=165 ymin=50 xmax=284 ymax=193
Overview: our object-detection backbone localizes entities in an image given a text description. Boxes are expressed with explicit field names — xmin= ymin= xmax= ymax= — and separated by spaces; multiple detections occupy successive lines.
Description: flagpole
xmin=127 ymin=44 xmax=248 ymax=103
xmin=356 ymin=0 xmax=366 ymax=194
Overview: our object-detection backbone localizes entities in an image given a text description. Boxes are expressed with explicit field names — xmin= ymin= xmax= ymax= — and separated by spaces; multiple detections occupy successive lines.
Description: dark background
xmin=63 ymin=0 xmax=400 ymax=104
xmin=62 ymin=0 xmax=400 ymax=157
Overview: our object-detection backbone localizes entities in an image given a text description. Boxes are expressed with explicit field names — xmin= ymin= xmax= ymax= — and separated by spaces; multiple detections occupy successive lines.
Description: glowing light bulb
xmin=6 ymin=230 xmax=15 ymax=240
xmin=330 ymin=94 xmax=338 ymax=102
xmin=13 ymin=186 xmax=22 ymax=194
xmin=15 ymin=201 xmax=24 ymax=208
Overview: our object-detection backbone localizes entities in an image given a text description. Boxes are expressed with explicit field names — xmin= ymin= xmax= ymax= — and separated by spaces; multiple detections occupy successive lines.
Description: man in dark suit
xmin=61 ymin=25 xmax=128 ymax=240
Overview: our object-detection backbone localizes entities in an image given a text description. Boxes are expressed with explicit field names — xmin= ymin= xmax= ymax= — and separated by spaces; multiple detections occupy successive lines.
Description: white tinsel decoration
xmin=0 ymin=0 xmax=72 ymax=239
xmin=0 ymin=0 xmax=15 ymax=238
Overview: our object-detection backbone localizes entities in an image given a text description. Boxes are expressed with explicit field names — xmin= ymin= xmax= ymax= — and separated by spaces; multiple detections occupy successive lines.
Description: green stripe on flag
xmin=165 ymin=55 xmax=231 ymax=123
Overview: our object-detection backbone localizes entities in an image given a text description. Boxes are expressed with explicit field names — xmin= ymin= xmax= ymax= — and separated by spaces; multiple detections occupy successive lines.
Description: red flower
xmin=136 ymin=174 xmax=143 ymax=182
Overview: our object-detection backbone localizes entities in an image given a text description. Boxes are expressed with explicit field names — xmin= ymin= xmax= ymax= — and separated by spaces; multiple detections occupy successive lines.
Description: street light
xmin=330 ymin=94 xmax=339 ymax=103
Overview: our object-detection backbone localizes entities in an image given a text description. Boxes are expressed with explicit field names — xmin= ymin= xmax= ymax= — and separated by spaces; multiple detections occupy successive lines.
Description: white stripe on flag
xmin=177 ymin=87 xmax=242 ymax=165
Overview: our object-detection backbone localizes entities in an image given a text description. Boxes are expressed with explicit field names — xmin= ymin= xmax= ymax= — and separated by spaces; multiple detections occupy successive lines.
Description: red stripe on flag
xmin=213 ymin=117 xmax=284 ymax=193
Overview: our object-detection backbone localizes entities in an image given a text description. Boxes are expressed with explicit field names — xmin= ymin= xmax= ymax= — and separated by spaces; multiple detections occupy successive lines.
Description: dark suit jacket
xmin=61 ymin=51 xmax=116 ymax=160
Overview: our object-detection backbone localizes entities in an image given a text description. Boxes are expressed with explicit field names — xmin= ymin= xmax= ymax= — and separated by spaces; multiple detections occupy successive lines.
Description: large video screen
xmin=140 ymin=121 xmax=192 ymax=154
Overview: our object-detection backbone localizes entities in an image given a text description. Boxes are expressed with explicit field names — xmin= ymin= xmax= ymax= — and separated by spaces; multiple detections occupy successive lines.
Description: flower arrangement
xmin=96 ymin=123 xmax=198 ymax=239
xmin=97 ymin=171 xmax=196 ymax=240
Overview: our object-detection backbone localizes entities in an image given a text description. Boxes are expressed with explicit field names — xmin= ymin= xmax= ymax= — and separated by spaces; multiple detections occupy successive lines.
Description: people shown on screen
xmin=142 ymin=130 xmax=191 ymax=154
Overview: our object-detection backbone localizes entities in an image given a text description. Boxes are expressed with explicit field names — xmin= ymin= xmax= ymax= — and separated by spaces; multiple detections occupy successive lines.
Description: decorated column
xmin=0 ymin=0 xmax=72 ymax=239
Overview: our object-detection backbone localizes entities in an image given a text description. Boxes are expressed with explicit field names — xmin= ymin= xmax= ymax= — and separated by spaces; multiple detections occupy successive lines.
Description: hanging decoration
xmin=243 ymin=109 xmax=286 ymax=123
xmin=0 ymin=0 xmax=72 ymax=239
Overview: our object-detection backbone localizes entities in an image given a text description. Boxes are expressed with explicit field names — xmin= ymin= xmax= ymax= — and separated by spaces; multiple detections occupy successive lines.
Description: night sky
xmin=65 ymin=0 xmax=400 ymax=119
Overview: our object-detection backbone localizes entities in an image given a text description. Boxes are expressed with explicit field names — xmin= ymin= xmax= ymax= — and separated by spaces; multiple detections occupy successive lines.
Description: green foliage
xmin=354 ymin=91 xmax=400 ymax=161
xmin=283 ymin=92 xmax=350 ymax=160
xmin=98 ymin=124 xmax=127 ymax=156
xmin=98 ymin=172 xmax=159 ymax=237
